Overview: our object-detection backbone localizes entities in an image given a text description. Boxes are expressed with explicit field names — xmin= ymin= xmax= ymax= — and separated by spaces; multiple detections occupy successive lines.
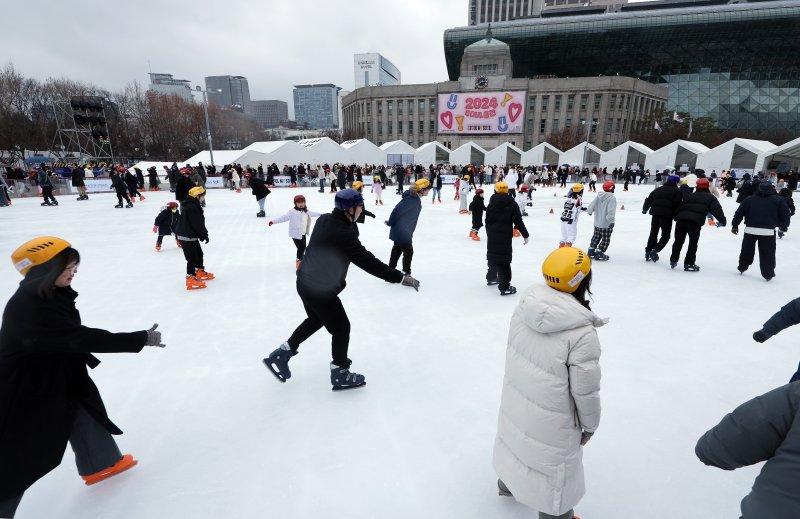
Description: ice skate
xmin=139 ymin=195 xmax=146 ymax=201
xmin=559 ymin=241 xmax=567 ymax=247
xmin=594 ymin=252 xmax=609 ymax=261
xmin=459 ymin=209 xmax=469 ymax=214
xmin=155 ymin=244 xmax=161 ymax=252
xmin=51 ymin=200 xmax=58 ymax=206
xmin=707 ymin=218 xmax=715 ymax=226
xmin=185 ymin=275 xmax=207 ymax=290
xmin=650 ymin=250 xmax=659 ymax=262
xmin=486 ymin=279 xmax=499 ymax=286
xmin=379 ymin=200 xmax=384 ymax=205
xmin=41 ymin=201 xmax=51 ymax=206
xmin=256 ymin=210 xmax=266 ymax=218
xmin=670 ymin=261 xmax=677 ymax=269
xmin=645 ymin=248 xmax=653 ymax=261
xmin=125 ymin=202 xmax=134 ymax=208
xmin=114 ymin=203 xmax=123 ymax=208
xmin=497 ymin=479 xmax=512 ymax=497
xmin=195 ymin=268 xmax=215 ymax=280
xmin=499 ymin=286 xmax=517 ymax=296
xmin=81 ymin=454 xmax=137 ymax=486
xmin=587 ymin=248 xmax=596 ymax=259
xmin=684 ymin=264 xmax=700 ymax=272
xmin=331 ymin=365 xmax=366 ymax=391
xmin=469 ymin=230 xmax=480 ymax=241
xmin=263 ymin=343 xmax=295 ymax=382
xmin=738 ymin=266 xmax=747 ymax=275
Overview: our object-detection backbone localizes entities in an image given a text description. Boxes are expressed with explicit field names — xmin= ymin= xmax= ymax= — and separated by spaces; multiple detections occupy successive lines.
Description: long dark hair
xmin=571 ymin=270 xmax=593 ymax=310
xmin=21 ymin=247 xmax=81 ymax=299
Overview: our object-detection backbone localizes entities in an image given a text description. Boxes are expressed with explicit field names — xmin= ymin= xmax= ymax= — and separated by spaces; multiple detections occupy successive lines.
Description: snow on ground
xmin=2 ymin=181 xmax=799 ymax=519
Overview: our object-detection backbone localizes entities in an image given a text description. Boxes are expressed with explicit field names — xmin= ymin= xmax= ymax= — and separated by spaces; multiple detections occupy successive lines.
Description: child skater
xmin=153 ymin=201 xmax=181 ymax=252
xmin=778 ymin=181 xmax=795 ymax=238
xmin=459 ymin=174 xmax=472 ymax=213
xmin=372 ymin=175 xmax=384 ymax=205
xmin=268 ymin=194 xmax=321 ymax=270
xmin=454 ymin=175 xmax=461 ymax=201
xmin=469 ymin=188 xmax=485 ymax=241
xmin=560 ymin=183 xmax=586 ymax=247
xmin=586 ymin=181 xmax=617 ymax=261
xmin=515 ymin=185 xmax=529 ymax=217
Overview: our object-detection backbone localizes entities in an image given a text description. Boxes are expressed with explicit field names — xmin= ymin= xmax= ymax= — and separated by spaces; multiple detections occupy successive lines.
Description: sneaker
xmin=195 ymin=268 xmax=215 ymax=280
xmin=497 ymin=479 xmax=513 ymax=497
xmin=684 ymin=264 xmax=700 ymax=272
xmin=499 ymin=286 xmax=517 ymax=296
xmin=331 ymin=366 xmax=366 ymax=391
xmin=263 ymin=343 xmax=295 ymax=382
xmin=81 ymin=454 xmax=137 ymax=486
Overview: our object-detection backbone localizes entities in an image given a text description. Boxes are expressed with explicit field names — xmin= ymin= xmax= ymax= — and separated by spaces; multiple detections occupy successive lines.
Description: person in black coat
xmin=246 ymin=173 xmax=270 ymax=217
xmin=469 ymin=189 xmax=486 ymax=240
xmin=262 ymin=189 xmax=419 ymax=391
xmin=174 ymin=168 xmax=194 ymax=202
xmin=395 ymin=164 xmax=405 ymax=194
xmin=175 ymin=187 xmax=213 ymax=288
xmin=337 ymin=167 xmax=347 ymax=190
xmin=723 ymin=174 xmax=737 ymax=197
xmin=669 ymin=178 xmax=726 ymax=271
xmin=72 ymin=164 xmax=88 ymax=200
xmin=147 ymin=166 xmax=160 ymax=190
xmin=753 ymin=296 xmax=800 ymax=381
xmin=153 ymin=202 xmax=181 ymax=251
xmin=134 ymin=167 xmax=144 ymax=190
xmin=777 ymin=183 xmax=795 ymax=238
xmin=289 ymin=166 xmax=297 ymax=188
xmin=110 ymin=169 xmax=133 ymax=208
xmin=642 ymin=174 xmax=684 ymax=262
xmin=695 ymin=382 xmax=800 ymax=519
xmin=485 ymin=182 xmax=529 ymax=295
xmin=731 ymin=182 xmax=790 ymax=280
xmin=124 ymin=170 xmax=143 ymax=201
xmin=736 ymin=175 xmax=755 ymax=203
xmin=0 ymin=237 xmax=163 ymax=519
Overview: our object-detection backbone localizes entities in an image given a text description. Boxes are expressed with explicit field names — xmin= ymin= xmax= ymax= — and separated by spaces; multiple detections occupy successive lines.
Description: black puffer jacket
xmin=175 ymin=197 xmax=208 ymax=241
xmin=110 ymin=172 xmax=127 ymax=193
xmin=674 ymin=190 xmax=726 ymax=226
xmin=71 ymin=166 xmax=85 ymax=187
xmin=696 ymin=383 xmax=800 ymax=519
xmin=469 ymin=194 xmax=486 ymax=229
xmin=485 ymin=193 xmax=529 ymax=264
xmin=297 ymin=210 xmax=403 ymax=298
xmin=154 ymin=208 xmax=180 ymax=236
xmin=249 ymin=176 xmax=270 ymax=199
xmin=732 ymin=184 xmax=790 ymax=230
xmin=737 ymin=180 xmax=756 ymax=203
xmin=778 ymin=187 xmax=796 ymax=216
xmin=642 ymin=183 xmax=683 ymax=218
xmin=175 ymin=174 xmax=194 ymax=202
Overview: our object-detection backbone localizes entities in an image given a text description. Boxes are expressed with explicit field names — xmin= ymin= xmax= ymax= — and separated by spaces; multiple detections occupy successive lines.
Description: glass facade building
xmin=445 ymin=0 xmax=800 ymax=135
xmin=293 ymin=84 xmax=342 ymax=129
xmin=205 ymin=75 xmax=251 ymax=113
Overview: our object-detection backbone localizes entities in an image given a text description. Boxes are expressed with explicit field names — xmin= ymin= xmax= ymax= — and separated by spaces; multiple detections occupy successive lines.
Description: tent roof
xmin=524 ymin=142 xmax=562 ymax=153
xmin=652 ymin=140 xmax=710 ymax=154
xmin=705 ymin=138 xmax=776 ymax=154
xmin=487 ymin=142 xmax=524 ymax=153
xmin=451 ymin=141 xmax=488 ymax=153
xmin=340 ymin=139 xmax=379 ymax=150
xmin=416 ymin=141 xmax=450 ymax=152
xmin=181 ymin=150 xmax=248 ymax=166
xmin=296 ymin=136 xmax=340 ymax=149
xmin=763 ymin=136 xmax=800 ymax=160
xmin=243 ymin=141 xmax=302 ymax=154
xmin=379 ymin=140 xmax=416 ymax=154
xmin=605 ymin=141 xmax=653 ymax=154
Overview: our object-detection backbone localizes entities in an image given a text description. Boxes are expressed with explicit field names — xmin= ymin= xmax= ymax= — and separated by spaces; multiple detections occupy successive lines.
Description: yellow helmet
xmin=11 ymin=236 xmax=71 ymax=276
xmin=464 ymin=175 xmax=470 ymax=180
xmin=352 ymin=181 xmax=364 ymax=192
xmin=572 ymin=183 xmax=585 ymax=193
xmin=188 ymin=186 xmax=206 ymax=198
xmin=415 ymin=178 xmax=431 ymax=191
xmin=542 ymin=247 xmax=591 ymax=294
xmin=374 ymin=175 xmax=381 ymax=181
xmin=495 ymin=182 xmax=509 ymax=194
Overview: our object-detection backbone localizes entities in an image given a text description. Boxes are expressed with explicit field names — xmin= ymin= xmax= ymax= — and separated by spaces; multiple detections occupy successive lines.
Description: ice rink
xmin=2 ymin=180 xmax=799 ymax=519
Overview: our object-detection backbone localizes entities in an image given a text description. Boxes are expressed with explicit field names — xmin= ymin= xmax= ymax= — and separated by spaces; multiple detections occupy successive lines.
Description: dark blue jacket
xmin=387 ymin=190 xmax=422 ymax=244
xmin=732 ymin=184 xmax=790 ymax=231
xmin=696 ymin=383 xmax=800 ymax=518
xmin=761 ymin=297 xmax=800 ymax=339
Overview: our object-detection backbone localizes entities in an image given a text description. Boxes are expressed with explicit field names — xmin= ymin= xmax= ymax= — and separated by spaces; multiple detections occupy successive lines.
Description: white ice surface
xmin=2 ymin=182 xmax=799 ymax=519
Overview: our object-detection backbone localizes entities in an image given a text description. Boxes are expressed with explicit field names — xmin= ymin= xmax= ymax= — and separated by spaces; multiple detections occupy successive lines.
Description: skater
xmin=230 ymin=167 xmax=241 ymax=192
xmin=777 ymin=182 xmax=795 ymax=238
xmin=124 ymin=169 xmax=144 ymax=202
xmin=560 ymin=184 xmax=586 ymax=247
xmin=453 ymin=175 xmax=461 ymax=201
xmin=245 ymin=172 xmax=270 ymax=217
xmin=485 ymin=182 xmax=529 ymax=295
xmin=515 ymin=185 xmax=529 ymax=216
xmin=371 ymin=175 xmax=384 ymax=205
xmin=350 ymin=181 xmax=377 ymax=234
xmin=669 ymin=178 xmax=726 ymax=271
xmin=175 ymin=187 xmax=214 ymax=290
xmin=175 ymin=168 xmax=194 ymax=202
xmin=731 ymin=181 xmax=790 ymax=280
xmin=0 ymin=236 xmax=164 ymax=519
xmin=586 ymin=181 xmax=617 ymax=261
xmin=147 ymin=166 xmax=160 ymax=191
xmin=269 ymin=195 xmax=321 ymax=270
xmin=494 ymin=247 xmax=604 ymax=519
xmin=134 ymin=167 xmax=145 ymax=190
xmin=430 ymin=168 xmax=442 ymax=204
xmin=459 ymin=175 xmax=472 ymax=213
xmin=469 ymin=188 xmax=486 ymax=241
xmin=505 ymin=168 xmax=518 ymax=197
xmin=72 ymin=164 xmax=88 ymax=200
xmin=262 ymin=189 xmax=420 ymax=391
xmin=642 ymin=175 xmax=683 ymax=262
xmin=696 ymin=383 xmax=800 ymax=519
xmin=386 ymin=179 xmax=430 ymax=275
xmin=153 ymin=202 xmax=181 ymax=252
xmin=38 ymin=167 xmax=57 ymax=206
xmin=753 ymin=296 xmax=800 ymax=381
xmin=110 ymin=169 xmax=133 ymax=208
xmin=167 ymin=163 xmax=178 ymax=192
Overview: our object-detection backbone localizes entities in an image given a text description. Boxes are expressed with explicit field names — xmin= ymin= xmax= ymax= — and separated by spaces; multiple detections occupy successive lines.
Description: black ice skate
xmin=497 ymin=479 xmax=513 ymax=497
xmin=684 ymin=264 xmax=700 ymax=272
xmin=670 ymin=261 xmax=677 ymax=269
xmin=499 ymin=286 xmax=517 ymax=296
xmin=263 ymin=343 xmax=295 ymax=383
xmin=486 ymin=279 xmax=499 ymax=286
xmin=114 ymin=203 xmax=123 ymax=208
xmin=125 ymin=202 xmax=134 ymax=208
xmin=645 ymin=248 xmax=653 ymax=262
xmin=331 ymin=366 xmax=366 ymax=391
xmin=650 ymin=250 xmax=659 ymax=262
xmin=587 ymin=248 xmax=596 ymax=259
xmin=256 ymin=210 xmax=265 ymax=218
xmin=594 ymin=252 xmax=610 ymax=261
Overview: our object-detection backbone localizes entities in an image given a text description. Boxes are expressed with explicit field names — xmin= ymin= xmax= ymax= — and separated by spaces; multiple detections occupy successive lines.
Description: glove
xmin=753 ymin=329 xmax=770 ymax=343
xmin=608 ymin=223 xmax=615 ymax=230
xmin=152 ymin=226 xmax=158 ymax=233
xmin=716 ymin=222 xmax=725 ymax=228
xmin=384 ymin=220 xmax=390 ymax=226
xmin=731 ymin=226 xmax=739 ymax=235
xmin=368 ymin=213 xmax=376 ymax=219
xmin=203 ymin=237 xmax=210 ymax=244
xmin=642 ymin=210 xmax=647 ymax=214
xmin=268 ymin=220 xmax=273 ymax=226
xmin=401 ymin=274 xmax=420 ymax=292
xmin=580 ymin=430 xmax=594 ymax=446
xmin=145 ymin=323 xmax=165 ymax=348
xmin=780 ymin=226 xmax=788 ymax=233
xmin=523 ymin=237 xmax=529 ymax=245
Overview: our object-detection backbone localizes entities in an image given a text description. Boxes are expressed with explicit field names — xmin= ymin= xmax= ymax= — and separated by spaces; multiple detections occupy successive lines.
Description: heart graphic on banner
xmin=440 ymin=111 xmax=453 ymax=129
xmin=508 ymin=103 xmax=522 ymax=123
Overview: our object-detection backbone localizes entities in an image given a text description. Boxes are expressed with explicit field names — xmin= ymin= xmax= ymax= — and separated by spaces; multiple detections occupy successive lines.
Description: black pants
xmin=42 ymin=185 xmax=56 ymax=203
xmin=647 ymin=216 xmax=673 ymax=252
xmin=670 ymin=221 xmax=702 ymax=265
xmin=487 ymin=261 xmax=512 ymax=290
xmin=293 ymin=236 xmax=307 ymax=260
xmin=116 ymin=191 xmax=131 ymax=205
xmin=287 ymin=287 xmax=351 ymax=368
xmin=389 ymin=242 xmax=413 ymax=274
xmin=397 ymin=180 xmax=404 ymax=194
xmin=179 ymin=240 xmax=204 ymax=276
xmin=738 ymin=232 xmax=777 ymax=279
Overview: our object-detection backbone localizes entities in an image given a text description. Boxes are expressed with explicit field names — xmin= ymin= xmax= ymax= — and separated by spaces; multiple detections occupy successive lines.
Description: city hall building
xmin=341 ymin=30 xmax=666 ymax=152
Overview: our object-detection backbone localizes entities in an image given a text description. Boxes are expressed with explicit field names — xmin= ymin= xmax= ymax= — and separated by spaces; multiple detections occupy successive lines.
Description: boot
xmin=379 ymin=200 xmax=383 ymax=205
xmin=295 ymin=259 xmax=301 ymax=270
xmin=185 ymin=275 xmax=207 ymax=290
xmin=331 ymin=365 xmax=366 ymax=391
xmin=645 ymin=248 xmax=653 ymax=262
xmin=256 ymin=210 xmax=266 ymax=218
xmin=513 ymin=228 xmax=521 ymax=237
xmin=263 ymin=343 xmax=295 ymax=382
xmin=587 ymin=248 xmax=596 ymax=259
xmin=51 ymin=200 xmax=58 ymax=206
xmin=497 ymin=479 xmax=513 ymax=497
xmin=594 ymin=251 xmax=610 ymax=261
xmin=670 ymin=261 xmax=677 ymax=269
xmin=195 ymin=268 xmax=215 ymax=280
xmin=125 ymin=202 xmax=134 ymax=208
xmin=684 ymin=264 xmax=700 ymax=272
xmin=115 ymin=203 xmax=123 ymax=208
xmin=139 ymin=195 xmax=146 ymax=201
xmin=470 ymin=231 xmax=480 ymax=241
xmin=650 ymin=250 xmax=659 ymax=262
xmin=81 ymin=454 xmax=137 ymax=486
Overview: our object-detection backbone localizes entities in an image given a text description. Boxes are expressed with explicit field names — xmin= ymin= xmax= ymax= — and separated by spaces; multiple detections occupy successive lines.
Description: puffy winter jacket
xmin=675 ymin=190 xmax=726 ymax=226
xmin=248 ymin=177 xmax=270 ymax=200
xmin=175 ymin=198 xmax=208 ymax=241
xmin=493 ymin=284 xmax=606 ymax=516
xmin=469 ymin=195 xmax=486 ymax=229
xmin=737 ymin=180 xmax=755 ymax=203
xmin=387 ymin=190 xmax=422 ymax=244
xmin=271 ymin=208 xmax=321 ymax=239
xmin=778 ymin=188 xmax=796 ymax=216
xmin=642 ymin=183 xmax=683 ymax=218
xmin=486 ymin=193 xmax=529 ymax=264
xmin=514 ymin=192 xmax=527 ymax=214
xmin=587 ymin=191 xmax=617 ymax=228
xmin=154 ymin=208 xmax=180 ymax=236
xmin=696 ymin=383 xmax=800 ymax=519
xmin=732 ymin=184 xmax=790 ymax=231
xmin=759 ymin=297 xmax=800 ymax=340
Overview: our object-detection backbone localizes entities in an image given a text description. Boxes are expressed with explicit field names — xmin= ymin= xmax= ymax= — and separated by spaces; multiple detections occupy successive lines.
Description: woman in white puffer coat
xmin=493 ymin=246 xmax=607 ymax=519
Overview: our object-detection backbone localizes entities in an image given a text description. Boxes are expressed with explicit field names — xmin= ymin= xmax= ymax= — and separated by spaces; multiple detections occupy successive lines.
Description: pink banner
xmin=437 ymin=91 xmax=526 ymax=134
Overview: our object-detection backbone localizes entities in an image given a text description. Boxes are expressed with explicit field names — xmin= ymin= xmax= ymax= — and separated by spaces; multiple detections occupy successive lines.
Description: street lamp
xmin=580 ymin=119 xmax=598 ymax=173
xmin=195 ymin=86 xmax=222 ymax=167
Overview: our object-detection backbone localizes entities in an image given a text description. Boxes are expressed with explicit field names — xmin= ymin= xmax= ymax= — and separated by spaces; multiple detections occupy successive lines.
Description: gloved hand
xmin=268 ymin=221 xmax=273 ymax=226
xmin=145 ymin=323 xmax=165 ymax=348
xmin=608 ymin=223 xmax=615 ymax=230
xmin=401 ymin=274 xmax=420 ymax=292
xmin=368 ymin=213 xmax=376 ymax=219
xmin=716 ymin=222 xmax=725 ymax=228
xmin=152 ymin=226 xmax=158 ymax=233
xmin=203 ymin=237 xmax=210 ymax=244
xmin=731 ymin=226 xmax=739 ymax=235
xmin=580 ymin=206 xmax=587 ymax=211
xmin=523 ymin=237 xmax=529 ymax=245
xmin=384 ymin=220 xmax=390 ymax=226
xmin=780 ymin=226 xmax=788 ymax=233
xmin=753 ymin=329 xmax=770 ymax=343
xmin=580 ymin=430 xmax=594 ymax=446
xmin=642 ymin=210 xmax=647 ymax=214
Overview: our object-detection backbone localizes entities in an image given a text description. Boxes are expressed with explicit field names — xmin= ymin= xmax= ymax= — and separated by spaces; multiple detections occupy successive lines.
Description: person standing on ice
xmin=586 ymin=181 xmax=617 ymax=261
xmin=494 ymin=246 xmax=605 ymax=519
xmin=669 ymin=178 xmax=726 ymax=272
xmin=642 ymin=174 xmax=683 ymax=262
xmin=176 ymin=186 xmax=214 ymax=290
xmin=731 ymin=181 xmax=789 ymax=280
xmin=485 ymin=181 xmax=529 ymax=295
xmin=371 ymin=175 xmax=384 ymax=205
xmin=124 ymin=168 xmax=144 ymax=202
xmin=386 ymin=179 xmax=430 ymax=276
xmin=515 ymin=185 xmax=529 ymax=216
xmin=505 ymin=168 xmax=519 ymax=197
xmin=244 ymin=172 xmax=270 ymax=218
xmin=560 ymin=184 xmax=586 ymax=247
xmin=174 ymin=168 xmax=194 ymax=202
xmin=110 ymin=168 xmax=133 ymax=208
xmin=459 ymin=174 xmax=472 ymax=213
xmin=263 ymin=189 xmax=421 ymax=391
xmin=469 ymin=188 xmax=486 ymax=241
xmin=0 ymin=236 xmax=165 ymax=519
xmin=269 ymin=194 xmax=321 ymax=270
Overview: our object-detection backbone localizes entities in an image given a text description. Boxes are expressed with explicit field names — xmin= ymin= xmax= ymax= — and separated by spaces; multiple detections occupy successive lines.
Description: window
xmin=540 ymin=118 xmax=546 ymax=133
xmin=542 ymin=96 xmax=550 ymax=111
xmin=398 ymin=101 xmax=403 ymax=115
xmin=419 ymin=121 xmax=424 ymax=132
xmin=377 ymin=101 xmax=383 ymax=115
xmin=616 ymin=118 xmax=621 ymax=132
xmin=429 ymin=120 xmax=435 ymax=132
xmin=430 ymin=100 xmax=435 ymax=114
xmin=398 ymin=121 xmax=403 ymax=133
xmin=606 ymin=118 xmax=612 ymax=132
xmin=610 ymin=94 xmax=617 ymax=110
xmin=388 ymin=121 xmax=393 ymax=134
xmin=580 ymin=94 xmax=588 ymax=110
xmin=566 ymin=116 xmax=572 ymax=127
xmin=387 ymin=100 xmax=393 ymax=116
xmin=594 ymin=95 xmax=601 ymax=110
xmin=419 ymin=100 xmax=425 ymax=113
xmin=409 ymin=100 xmax=414 ymax=114
xmin=592 ymin=119 xmax=598 ymax=134
xmin=552 ymin=118 xmax=559 ymax=132
xmin=367 ymin=122 xmax=371 ymax=134
xmin=472 ymin=64 xmax=498 ymax=74
xmin=367 ymin=103 xmax=371 ymax=115
xmin=567 ymin=95 xmax=575 ymax=110
xmin=555 ymin=96 xmax=561 ymax=111
xmin=529 ymin=96 xmax=536 ymax=111
xmin=378 ymin=123 xmax=383 ymax=135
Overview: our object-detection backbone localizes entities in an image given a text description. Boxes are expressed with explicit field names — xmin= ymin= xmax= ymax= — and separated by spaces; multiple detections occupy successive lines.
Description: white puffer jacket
xmin=493 ymin=283 xmax=606 ymax=516
xmin=270 ymin=208 xmax=321 ymax=239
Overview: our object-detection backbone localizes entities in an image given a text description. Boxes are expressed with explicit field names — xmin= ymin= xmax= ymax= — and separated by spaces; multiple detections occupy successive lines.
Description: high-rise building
xmin=293 ymin=84 xmax=342 ymax=129
xmin=148 ymin=73 xmax=193 ymax=103
xmin=353 ymin=53 xmax=401 ymax=88
xmin=468 ymin=0 xmax=542 ymax=25
xmin=249 ymin=100 xmax=289 ymax=129
xmin=204 ymin=75 xmax=251 ymax=112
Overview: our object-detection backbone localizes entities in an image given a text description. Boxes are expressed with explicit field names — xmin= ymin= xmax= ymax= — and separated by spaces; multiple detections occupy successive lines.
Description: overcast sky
xmin=8 ymin=0 xmax=651 ymax=119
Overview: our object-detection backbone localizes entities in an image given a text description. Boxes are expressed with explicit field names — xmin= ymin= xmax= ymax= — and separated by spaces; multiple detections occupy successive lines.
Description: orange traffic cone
xmin=82 ymin=454 xmax=138 ymax=485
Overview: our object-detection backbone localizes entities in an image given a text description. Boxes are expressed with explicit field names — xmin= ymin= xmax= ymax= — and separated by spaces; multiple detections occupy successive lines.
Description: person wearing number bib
xmin=560 ymin=184 xmax=586 ymax=247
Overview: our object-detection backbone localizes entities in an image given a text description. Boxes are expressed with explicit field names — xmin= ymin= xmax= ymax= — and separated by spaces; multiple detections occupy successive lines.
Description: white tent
xmin=484 ymin=142 xmax=524 ymax=166
xmin=340 ymin=139 xmax=385 ymax=166
xmin=695 ymin=138 xmax=776 ymax=174
xmin=129 ymin=161 xmax=173 ymax=174
xmin=520 ymin=142 xmax=562 ymax=167
xmin=181 ymin=150 xmax=252 ymax=167
xmin=560 ymin=143 xmax=603 ymax=168
xmin=755 ymin=136 xmax=800 ymax=174
xmin=414 ymin=141 xmax=450 ymax=166
xmin=599 ymin=141 xmax=653 ymax=171
xmin=296 ymin=137 xmax=345 ymax=166
xmin=380 ymin=140 xmax=416 ymax=165
xmin=449 ymin=142 xmax=488 ymax=166
xmin=242 ymin=141 xmax=308 ymax=167
xmin=644 ymin=140 xmax=710 ymax=172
